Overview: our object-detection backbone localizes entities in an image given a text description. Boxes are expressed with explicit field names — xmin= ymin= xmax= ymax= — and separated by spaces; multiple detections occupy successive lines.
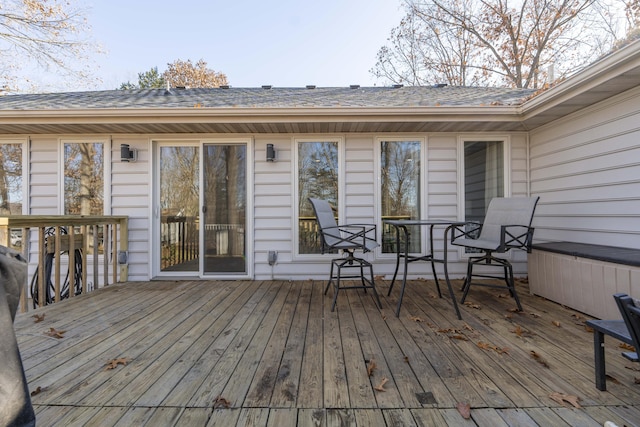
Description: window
xmin=0 ymin=142 xmax=23 ymax=215
xmin=461 ymin=140 xmax=506 ymax=252
xmin=297 ymin=140 xmax=339 ymax=254
xmin=463 ymin=140 xmax=505 ymax=223
xmin=380 ymin=140 xmax=422 ymax=253
xmin=63 ymin=142 xmax=104 ymax=215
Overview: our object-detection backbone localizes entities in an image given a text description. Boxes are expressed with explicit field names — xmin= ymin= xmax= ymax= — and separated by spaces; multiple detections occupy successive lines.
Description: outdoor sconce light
xmin=266 ymin=143 xmax=276 ymax=162
xmin=120 ymin=144 xmax=137 ymax=162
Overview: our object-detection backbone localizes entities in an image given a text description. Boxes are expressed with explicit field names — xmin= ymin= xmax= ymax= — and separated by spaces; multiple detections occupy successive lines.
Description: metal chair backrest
xmin=614 ymin=293 xmax=640 ymax=359
xmin=478 ymin=196 xmax=540 ymax=247
xmin=308 ymin=198 xmax=341 ymax=250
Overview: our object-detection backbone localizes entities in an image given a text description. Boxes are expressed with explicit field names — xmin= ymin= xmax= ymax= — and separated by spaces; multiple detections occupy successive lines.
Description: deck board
xmin=16 ymin=278 xmax=640 ymax=426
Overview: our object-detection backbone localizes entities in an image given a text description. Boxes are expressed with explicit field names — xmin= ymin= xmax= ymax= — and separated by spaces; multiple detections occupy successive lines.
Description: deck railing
xmin=0 ymin=215 xmax=128 ymax=313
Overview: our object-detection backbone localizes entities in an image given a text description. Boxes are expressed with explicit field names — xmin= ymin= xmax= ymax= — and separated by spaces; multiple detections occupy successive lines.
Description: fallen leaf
xmin=620 ymin=342 xmax=636 ymax=352
xmin=635 ymin=377 xmax=640 ymax=384
xmin=463 ymin=323 xmax=474 ymax=331
xmin=584 ymin=325 xmax=594 ymax=333
xmin=511 ymin=325 xmax=535 ymax=338
xmin=409 ymin=315 xmax=423 ymax=322
xmin=374 ymin=377 xmax=389 ymax=392
xmin=605 ymin=374 xmax=620 ymax=384
xmin=464 ymin=302 xmax=481 ymax=309
xmin=45 ymin=328 xmax=65 ymax=339
xmin=32 ymin=314 xmax=45 ymax=323
xmin=367 ymin=359 xmax=377 ymax=377
xmin=213 ymin=395 xmax=232 ymax=409
xmin=549 ymin=392 xmax=582 ymax=408
xmin=104 ymin=357 xmax=131 ymax=370
xmin=456 ymin=402 xmax=471 ymax=419
xmin=404 ymin=356 xmax=409 ymax=363
xmin=529 ymin=312 xmax=540 ymax=318
xmin=530 ymin=350 xmax=550 ymax=368
xmin=497 ymin=293 xmax=510 ymax=299
xmin=451 ymin=334 xmax=469 ymax=341
xmin=477 ymin=341 xmax=509 ymax=354
xmin=30 ymin=386 xmax=47 ymax=396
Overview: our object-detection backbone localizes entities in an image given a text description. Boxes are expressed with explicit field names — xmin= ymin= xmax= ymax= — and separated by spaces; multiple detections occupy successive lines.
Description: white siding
xmin=529 ymin=86 xmax=640 ymax=249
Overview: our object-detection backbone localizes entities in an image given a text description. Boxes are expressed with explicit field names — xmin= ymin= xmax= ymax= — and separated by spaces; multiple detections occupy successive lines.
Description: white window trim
xmin=59 ymin=137 xmax=111 ymax=215
xmin=456 ymin=135 xmax=511 ymax=259
xmin=374 ymin=136 xmax=427 ymax=258
xmin=292 ymin=136 xmax=344 ymax=260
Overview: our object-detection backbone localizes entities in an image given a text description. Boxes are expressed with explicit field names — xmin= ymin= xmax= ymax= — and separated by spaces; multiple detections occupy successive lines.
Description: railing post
xmin=37 ymin=227 xmax=45 ymax=308
xmin=119 ymin=217 xmax=129 ymax=282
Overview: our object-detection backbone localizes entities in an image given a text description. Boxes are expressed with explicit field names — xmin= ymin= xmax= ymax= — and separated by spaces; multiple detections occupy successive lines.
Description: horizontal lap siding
xmin=529 ymin=86 xmax=640 ymax=249
xmin=111 ymin=137 xmax=150 ymax=281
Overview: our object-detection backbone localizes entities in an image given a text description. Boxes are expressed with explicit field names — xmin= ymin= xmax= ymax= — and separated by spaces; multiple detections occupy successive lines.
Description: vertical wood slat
xmin=103 ymin=224 xmax=109 ymax=287
xmin=81 ymin=225 xmax=88 ymax=294
xmin=93 ymin=225 xmax=99 ymax=291
xmin=68 ymin=227 xmax=76 ymax=299
xmin=112 ymin=224 xmax=118 ymax=285
xmin=19 ymin=227 xmax=29 ymax=313
xmin=37 ymin=226 xmax=45 ymax=309
xmin=54 ymin=226 xmax=61 ymax=303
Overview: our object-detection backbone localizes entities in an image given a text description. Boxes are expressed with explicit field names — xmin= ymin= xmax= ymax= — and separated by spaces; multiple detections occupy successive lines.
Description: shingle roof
xmin=0 ymin=86 xmax=535 ymax=110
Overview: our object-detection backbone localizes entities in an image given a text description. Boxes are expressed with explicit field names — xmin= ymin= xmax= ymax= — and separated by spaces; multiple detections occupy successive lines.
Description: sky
xmin=59 ymin=0 xmax=406 ymax=91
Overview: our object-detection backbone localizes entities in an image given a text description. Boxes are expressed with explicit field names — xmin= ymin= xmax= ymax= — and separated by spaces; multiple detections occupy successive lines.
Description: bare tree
xmin=373 ymin=0 xmax=636 ymax=88
xmin=0 ymin=0 xmax=96 ymax=92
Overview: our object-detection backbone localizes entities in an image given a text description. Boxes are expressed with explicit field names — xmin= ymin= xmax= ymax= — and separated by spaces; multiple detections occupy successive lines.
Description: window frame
xmin=0 ymin=137 xmax=28 ymax=215
xmin=375 ymin=136 xmax=427 ymax=258
xmin=59 ymin=138 xmax=111 ymax=215
xmin=293 ymin=136 xmax=344 ymax=260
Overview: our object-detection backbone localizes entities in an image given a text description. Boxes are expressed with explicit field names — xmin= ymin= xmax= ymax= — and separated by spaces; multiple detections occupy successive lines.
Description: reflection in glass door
xmin=203 ymin=144 xmax=247 ymax=274
xmin=159 ymin=146 xmax=200 ymax=272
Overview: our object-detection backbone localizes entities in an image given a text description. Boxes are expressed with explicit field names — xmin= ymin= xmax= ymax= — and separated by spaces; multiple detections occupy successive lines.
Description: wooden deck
xmin=14 ymin=278 xmax=640 ymax=426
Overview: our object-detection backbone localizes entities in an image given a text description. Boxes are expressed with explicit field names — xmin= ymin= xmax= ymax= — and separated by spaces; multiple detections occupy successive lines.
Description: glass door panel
xmin=203 ymin=144 xmax=247 ymax=274
xmin=159 ymin=146 xmax=200 ymax=272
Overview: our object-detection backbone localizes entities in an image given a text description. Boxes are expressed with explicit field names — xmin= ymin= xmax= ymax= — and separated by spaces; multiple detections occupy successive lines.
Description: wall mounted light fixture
xmin=266 ymin=144 xmax=276 ymax=162
xmin=120 ymin=144 xmax=137 ymax=162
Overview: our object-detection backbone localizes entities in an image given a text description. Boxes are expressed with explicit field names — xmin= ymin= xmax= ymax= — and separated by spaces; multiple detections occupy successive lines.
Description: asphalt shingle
xmin=0 ymin=86 xmax=535 ymax=110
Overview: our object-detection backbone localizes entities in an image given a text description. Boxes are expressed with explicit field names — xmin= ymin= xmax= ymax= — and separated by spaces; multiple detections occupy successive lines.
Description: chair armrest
xmin=449 ymin=222 xmax=482 ymax=244
xmin=324 ymin=224 xmax=378 ymax=252
xmin=499 ymin=225 xmax=535 ymax=252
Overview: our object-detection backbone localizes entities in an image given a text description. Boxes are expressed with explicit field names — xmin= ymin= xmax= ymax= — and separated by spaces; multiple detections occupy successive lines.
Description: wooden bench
xmin=585 ymin=293 xmax=639 ymax=391
xmin=528 ymin=242 xmax=640 ymax=320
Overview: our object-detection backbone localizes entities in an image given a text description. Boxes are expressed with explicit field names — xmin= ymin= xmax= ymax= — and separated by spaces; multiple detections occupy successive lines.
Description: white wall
xmin=529 ymin=86 xmax=640 ymax=249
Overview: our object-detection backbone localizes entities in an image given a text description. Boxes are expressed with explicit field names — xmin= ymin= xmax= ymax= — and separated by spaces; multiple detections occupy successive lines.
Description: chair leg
xmin=325 ymin=261 xmax=335 ymax=295
xmin=331 ymin=261 xmax=341 ymax=312
xmin=506 ymin=263 xmax=522 ymax=311
xmin=460 ymin=259 xmax=474 ymax=304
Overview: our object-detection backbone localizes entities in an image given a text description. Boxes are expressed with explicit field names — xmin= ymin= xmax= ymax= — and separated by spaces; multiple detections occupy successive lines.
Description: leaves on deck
xmin=44 ymin=327 xmax=65 ymax=339
xmin=463 ymin=302 xmax=481 ymax=309
xmin=409 ymin=315 xmax=423 ymax=322
xmin=104 ymin=357 xmax=131 ymax=370
xmin=477 ymin=341 xmax=509 ymax=354
xmin=32 ymin=314 xmax=45 ymax=323
xmin=373 ymin=377 xmax=389 ymax=392
xmin=213 ymin=395 xmax=232 ymax=409
xmin=530 ymin=350 xmax=550 ymax=368
xmin=552 ymin=320 xmax=561 ymax=327
xmin=549 ymin=392 xmax=582 ymax=408
xmin=456 ymin=402 xmax=471 ymax=419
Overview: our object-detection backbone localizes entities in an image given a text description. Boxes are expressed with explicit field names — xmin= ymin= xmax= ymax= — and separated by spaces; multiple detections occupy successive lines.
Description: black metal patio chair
xmin=308 ymin=198 xmax=382 ymax=312
xmin=450 ymin=196 xmax=539 ymax=311
xmin=585 ymin=293 xmax=639 ymax=390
